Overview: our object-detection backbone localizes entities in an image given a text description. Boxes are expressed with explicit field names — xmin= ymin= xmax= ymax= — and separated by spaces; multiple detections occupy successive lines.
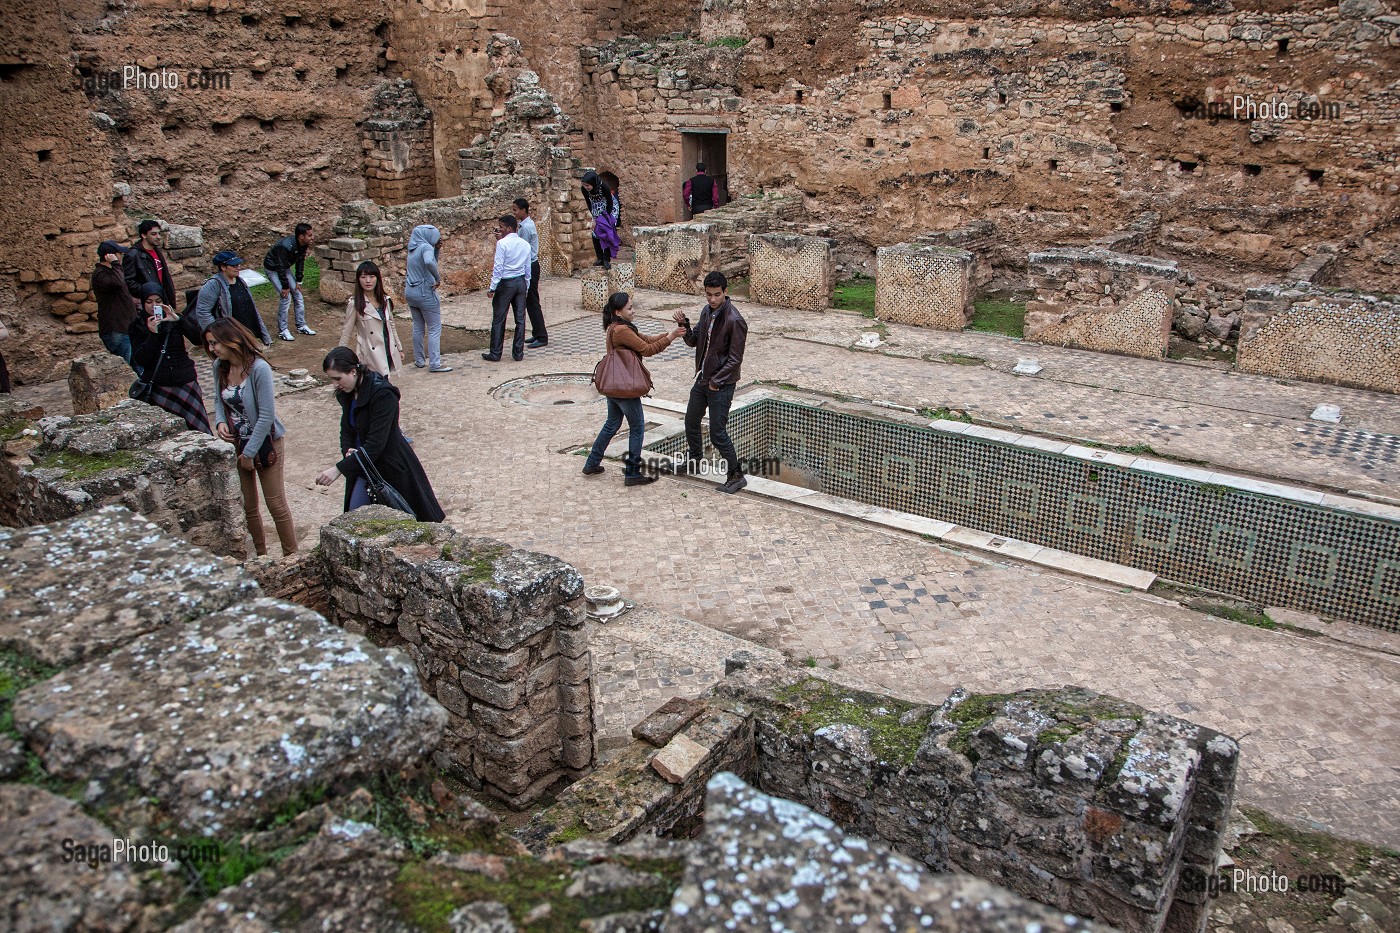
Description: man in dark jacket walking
xmin=123 ymin=220 xmax=177 ymax=306
xmin=92 ymin=240 xmax=139 ymax=370
xmin=264 ymin=222 xmax=316 ymax=341
xmin=672 ymin=270 xmax=749 ymax=493
xmin=683 ymin=162 xmax=720 ymax=216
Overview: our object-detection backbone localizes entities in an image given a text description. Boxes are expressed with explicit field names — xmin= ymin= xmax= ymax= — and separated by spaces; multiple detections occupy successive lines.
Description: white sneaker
xmin=278 ymin=329 xmax=295 ymax=341
xmin=297 ymin=324 xmax=317 ymax=335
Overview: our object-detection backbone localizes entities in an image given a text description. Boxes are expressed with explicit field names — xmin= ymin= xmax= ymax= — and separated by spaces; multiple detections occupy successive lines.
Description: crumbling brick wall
xmin=1237 ymin=288 xmax=1400 ymax=395
xmin=1025 ymin=248 xmax=1178 ymax=359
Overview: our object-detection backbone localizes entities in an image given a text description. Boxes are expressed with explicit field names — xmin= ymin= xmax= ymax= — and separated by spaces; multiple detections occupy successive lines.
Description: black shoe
xmin=513 ymin=354 xmax=524 ymax=362
xmin=526 ymin=339 xmax=548 ymax=349
xmin=716 ymin=474 xmax=748 ymax=494
xmin=624 ymin=475 xmax=658 ymax=487
xmin=481 ymin=353 xmax=501 ymax=362
xmin=582 ymin=464 xmax=605 ymax=476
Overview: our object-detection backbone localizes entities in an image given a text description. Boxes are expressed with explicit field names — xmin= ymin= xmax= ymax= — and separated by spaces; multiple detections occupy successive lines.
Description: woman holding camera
xmin=315 ymin=346 xmax=444 ymax=522
xmin=128 ymin=283 xmax=211 ymax=433
xmin=206 ymin=317 xmax=298 ymax=556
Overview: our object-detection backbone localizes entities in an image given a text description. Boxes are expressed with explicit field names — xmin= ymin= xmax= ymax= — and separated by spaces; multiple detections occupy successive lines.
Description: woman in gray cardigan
xmin=206 ymin=317 xmax=298 ymax=556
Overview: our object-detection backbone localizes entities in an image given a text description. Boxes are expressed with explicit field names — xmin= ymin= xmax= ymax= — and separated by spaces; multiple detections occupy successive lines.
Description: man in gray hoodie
xmin=405 ymin=224 xmax=451 ymax=372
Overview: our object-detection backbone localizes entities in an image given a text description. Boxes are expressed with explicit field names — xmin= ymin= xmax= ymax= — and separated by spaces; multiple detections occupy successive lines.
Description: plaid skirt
xmin=149 ymin=381 xmax=212 ymax=434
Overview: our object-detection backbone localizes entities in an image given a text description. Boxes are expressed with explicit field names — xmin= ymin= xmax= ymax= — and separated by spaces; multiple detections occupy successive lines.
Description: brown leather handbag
xmin=592 ymin=324 xmax=653 ymax=398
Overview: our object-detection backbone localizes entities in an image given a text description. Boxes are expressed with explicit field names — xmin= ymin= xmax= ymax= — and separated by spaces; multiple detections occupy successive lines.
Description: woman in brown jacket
xmin=582 ymin=292 xmax=685 ymax=486
xmin=339 ymin=261 xmax=405 ymax=379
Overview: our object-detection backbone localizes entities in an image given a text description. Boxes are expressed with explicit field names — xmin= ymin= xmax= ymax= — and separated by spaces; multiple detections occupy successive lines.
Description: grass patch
xmin=919 ymin=406 xmax=972 ymax=423
xmin=938 ymin=352 xmax=985 ymax=366
xmin=0 ymin=649 xmax=60 ymax=739
xmin=775 ymin=678 xmax=932 ymax=767
xmin=705 ymin=35 xmax=748 ymax=48
xmin=0 ymin=419 xmax=33 ymax=442
xmin=33 ymin=449 xmax=142 ymax=480
xmin=248 ymin=254 xmax=322 ymax=304
xmin=833 ymin=275 xmax=876 ymax=317
xmin=1200 ymin=603 xmax=1277 ymax=630
xmin=967 ymin=298 xmax=1026 ymax=338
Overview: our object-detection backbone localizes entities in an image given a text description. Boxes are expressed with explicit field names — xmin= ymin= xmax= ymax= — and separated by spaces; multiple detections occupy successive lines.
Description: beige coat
xmin=340 ymin=297 xmax=404 ymax=377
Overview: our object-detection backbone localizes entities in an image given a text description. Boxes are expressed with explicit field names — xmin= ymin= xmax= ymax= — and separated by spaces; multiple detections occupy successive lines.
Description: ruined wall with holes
xmin=876 ymin=244 xmax=973 ymax=328
xmin=1236 ymin=289 xmax=1400 ymax=394
xmin=1025 ymin=249 xmax=1178 ymax=359
xmin=748 ymin=233 xmax=833 ymax=311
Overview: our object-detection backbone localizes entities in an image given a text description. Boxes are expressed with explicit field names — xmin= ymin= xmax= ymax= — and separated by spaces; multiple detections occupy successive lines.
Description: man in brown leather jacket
xmin=672 ymin=271 xmax=750 ymax=493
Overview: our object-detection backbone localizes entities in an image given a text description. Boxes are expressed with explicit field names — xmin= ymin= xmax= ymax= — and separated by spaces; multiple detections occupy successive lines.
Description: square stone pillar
xmin=1024 ymin=248 xmax=1178 ymax=359
xmin=749 ymin=234 xmax=834 ymax=311
xmin=875 ymin=244 xmax=974 ymax=328
xmin=634 ymin=224 xmax=712 ymax=295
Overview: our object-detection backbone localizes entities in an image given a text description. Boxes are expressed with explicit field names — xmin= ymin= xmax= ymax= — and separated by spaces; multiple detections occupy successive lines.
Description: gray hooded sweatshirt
xmin=405 ymin=225 xmax=441 ymax=308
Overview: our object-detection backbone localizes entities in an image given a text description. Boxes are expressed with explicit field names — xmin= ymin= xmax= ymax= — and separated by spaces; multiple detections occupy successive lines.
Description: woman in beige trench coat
xmin=339 ymin=260 xmax=404 ymax=378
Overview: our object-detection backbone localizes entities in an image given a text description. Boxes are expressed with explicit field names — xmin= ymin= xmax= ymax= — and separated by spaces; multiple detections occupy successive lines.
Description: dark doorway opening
xmin=680 ymin=129 xmax=729 ymax=221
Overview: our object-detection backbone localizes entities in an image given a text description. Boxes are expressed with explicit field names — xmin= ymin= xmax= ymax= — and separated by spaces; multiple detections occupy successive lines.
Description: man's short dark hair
xmin=294 ymin=222 xmax=312 ymax=237
xmin=137 ymin=219 xmax=160 ymax=237
xmin=696 ymin=162 xmax=706 ymax=172
xmin=512 ymin=198 xmax=530 ymax=212
xmin=703 ymin=271 xmax=727 ymax=291
xmin=498 ymin=214 xmax=518 ymax=231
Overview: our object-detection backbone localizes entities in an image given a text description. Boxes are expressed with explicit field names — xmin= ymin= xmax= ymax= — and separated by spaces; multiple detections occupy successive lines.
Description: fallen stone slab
xmin=0 ymin=783 xmax=143 ymax=933
xmin=171 ymin=819 xmax=415 ymax=932
xmin=666 ymin=773 xmax=1103 ymax=932
xmin=13 ymin=598 xmax=449 ymax=834
xmin=631 ymin=696 xmax=705 ymax=747
xmin=650 ymin=733 xmax=710 ymax=784
xmin=0 ymin=506 xmax=259 ymax=667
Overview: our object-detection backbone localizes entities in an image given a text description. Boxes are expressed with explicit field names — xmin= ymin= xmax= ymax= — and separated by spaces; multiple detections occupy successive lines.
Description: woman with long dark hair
xmin=582 ymin=292 xmax=684 ymax=486
xmin=206 ymin=317 xmax=298 ymax=556
xmin=315 ymin=346 xmax=445 ymax=522
xmin=339 ymin=260 xmax=404 ymax=378
xmin=128 ymin=283 xmax=212 ymax=433
xmin=581 ymin=170 xmax=620 ymax=271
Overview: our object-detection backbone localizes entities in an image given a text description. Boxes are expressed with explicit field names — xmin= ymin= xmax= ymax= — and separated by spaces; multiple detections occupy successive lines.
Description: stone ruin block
xmin=361 ymin=79 xmax=436 ymax=206
xmin=581 ymin=267 xmax=609 ymax=313
xmin=1236 ymin=288 xmax=1399 ymax=395
xmin=608 ymin=261 xmax=635 ymax=296
xmin=748 ymin=233 xmax=833 ymax=311
xmin=68 ymin=352 xmax=131 ymax=415
xmin=0 ymin=400 xmax=249 ymax=560
xmin=320 ymin=506 xmax=593 ymax=808
xmin=875 ymin=243 xmax=974 ymax=329
xmin=634 ymin=223 xmax=711 ymax=295
xmin=912 ymin=219 xmax=997 ymax=291
xmin=1025 ymin=248 xmax=1178 ymax=359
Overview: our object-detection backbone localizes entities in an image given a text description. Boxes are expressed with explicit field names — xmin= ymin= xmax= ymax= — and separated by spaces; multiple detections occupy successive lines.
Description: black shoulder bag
xmin=351 ymin=448 xmax=415 ymax=517
xmin=129 ymin=326 xmax=173 ymax=402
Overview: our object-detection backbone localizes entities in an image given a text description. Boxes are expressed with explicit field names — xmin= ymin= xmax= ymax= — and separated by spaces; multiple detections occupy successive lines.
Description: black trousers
xmin=685 ymin=382 xmax=741 ymax=477
xmin=591 ymin=235 xmax=611 ymax=269
xmin=490 ymin=277 xmax=528 ymax=359
xmin=526 ymin=259 xmax=546 ymax=341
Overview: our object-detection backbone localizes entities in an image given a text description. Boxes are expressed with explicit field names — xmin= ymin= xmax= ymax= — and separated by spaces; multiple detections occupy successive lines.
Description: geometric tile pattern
xmin=1294 ymin=423 xmax=1400 ymax=468
xmin=649 ymin=397 xmax=1400 ymax=630
xmin=749 ymin=234 xmax=832 ymax=312
xmin=876 ymin=244 xmax=972 ymax=329
xmin=1033 ymin=286 xmax=1174 ymax=360
xmin=1238 ymin=297 xmax=1400 ymax=395
xmin=526 ymin=315 xmax=692 ymax=362
xmin=634 ymin=223 xmax=710 ymax=295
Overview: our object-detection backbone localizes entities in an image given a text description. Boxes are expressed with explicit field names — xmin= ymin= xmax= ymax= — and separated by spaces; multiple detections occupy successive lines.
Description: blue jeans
xmin=101 ymin=331 xmax=135 ymax=370
xmin=585 ymin=396 xmax=645 ymax=477
xmin=407 ymin=299 xmax=442 ymax=368
xmin=265 ymin=269 xmax=306 ymax=331
xmin=347 ymin=477 xmax=373 ymax=511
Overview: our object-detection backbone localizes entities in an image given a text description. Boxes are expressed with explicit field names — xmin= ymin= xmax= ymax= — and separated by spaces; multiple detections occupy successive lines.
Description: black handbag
xmin=129 ymin=326 xmax=173 ymax=403
xmin=352 ymin=448 xmax=415 ymax=516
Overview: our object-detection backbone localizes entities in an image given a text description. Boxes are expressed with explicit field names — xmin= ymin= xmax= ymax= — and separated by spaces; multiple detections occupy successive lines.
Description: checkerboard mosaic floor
xmin=1295 ymin=423 xmax=1400 ymax=469
xmin=527 ymin=315 xmax=693 ymax=363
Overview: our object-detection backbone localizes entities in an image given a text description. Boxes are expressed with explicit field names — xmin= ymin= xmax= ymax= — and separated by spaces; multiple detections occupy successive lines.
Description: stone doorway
xmin=679 ymin=129 xmax=729 ymax=220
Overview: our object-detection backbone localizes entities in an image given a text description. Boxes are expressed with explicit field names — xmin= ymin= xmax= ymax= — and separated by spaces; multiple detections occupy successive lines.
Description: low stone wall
xmin=320 ymin=507 xmax=593 ymax=808
xmin=1025 ymin=248 xmax=1179 ymax=359
xmin=0 ymin=400 xmax=248 ymax=560
xmin=875 ymin=243 xmax=974 ymax=328
xmin=67 ymin=352 xmax=131 ymax=415
xmin=749 ymin=233 xmax=833 ymax=311
xmin=523 ymin=664 xmax=1238 ymax=933
xmin=634 ymin=223 xmax=713 ymax=295
xmin=1236 ymin=287 xmax=1399 ymax=394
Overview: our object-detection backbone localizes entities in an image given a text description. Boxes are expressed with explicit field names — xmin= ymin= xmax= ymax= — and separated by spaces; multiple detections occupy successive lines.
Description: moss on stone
xmin=453 ymin=544 xmax=510 ymax=585
xmin=943 ymin=692 xmax=1013 ymax=763
xmin=33 ymin=449 xmax=142 ymax=480
xmin=0 ymin=648 xmax=60 ymax=741
xmin=347 ymin=518 xmax=432 ymax=541
xmin=774 ymin=677 xmax=932 ymax=767
xmin=0 ymin=419 xmax=32 ymax=442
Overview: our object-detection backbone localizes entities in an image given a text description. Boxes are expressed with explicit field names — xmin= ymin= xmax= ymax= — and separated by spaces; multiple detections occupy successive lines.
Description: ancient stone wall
xmin=876 ymin=243 xmax=974 ymax=328
xmin=0 ymin=400 xmax=248 ymax=560
xmin=1236 ymin=288 xmax=1400 ymax=395
xmin=362 ymin=80 xmax=437 ymax=206
xmin=523 ymin=665 xmax=1239 ymax=933
xmin=320 ymin=508 xmax=594 ymax=808
xmin=1026 ymin=249 xmax=1179 ymax=359
xmin=634 ymin=223 xmax=713 ymax=294
xmin=748 ymin=233 xmax=833 ymax=311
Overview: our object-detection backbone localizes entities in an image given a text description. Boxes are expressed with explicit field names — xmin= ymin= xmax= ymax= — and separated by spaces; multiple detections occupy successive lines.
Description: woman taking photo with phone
xmin=315 ymin=346 xmax=445 ymax=522
xmin=339 ymin=261 xmax=405 ymax=379
xmin=206 ymin=317 xmax=298 ymax=556
xmin=128 ymin=283 xmax=211 ymax=433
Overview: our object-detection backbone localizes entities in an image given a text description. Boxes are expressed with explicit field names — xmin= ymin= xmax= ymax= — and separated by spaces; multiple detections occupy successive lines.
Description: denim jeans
xmin=265 ymin=269 xmax=306 ymax=331
xmin=685 ymin=382 xmax=740 ymax=476
xmin=585 ymin=396 xmax=645 ymax=477
xmin=100 ymin=331 xmax=134 ymax=370
xmin=408 ymin=301 xmax=443 ymax=368
xmin=347 ymin=476 xmax=372 ymax=511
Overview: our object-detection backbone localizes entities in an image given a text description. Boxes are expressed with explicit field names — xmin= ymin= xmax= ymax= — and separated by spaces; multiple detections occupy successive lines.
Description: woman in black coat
xmin=128 ymin=282 xmax=212 ymax=433
xmin=314 ymin=346 xmax=445 ymax=522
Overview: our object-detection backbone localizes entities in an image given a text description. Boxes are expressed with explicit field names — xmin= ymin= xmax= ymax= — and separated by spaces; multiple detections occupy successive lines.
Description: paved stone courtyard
xmin=72 ymin=275 xmax=1399 ymax=850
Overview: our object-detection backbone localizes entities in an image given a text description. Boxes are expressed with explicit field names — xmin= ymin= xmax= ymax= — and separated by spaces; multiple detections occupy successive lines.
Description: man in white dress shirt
xmin=484 ymin=214 xmax=533 ymax=362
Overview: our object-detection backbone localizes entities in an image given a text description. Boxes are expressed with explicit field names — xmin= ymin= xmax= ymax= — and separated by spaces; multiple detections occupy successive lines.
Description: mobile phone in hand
xmin=153 ymin=304 xmax=164 ymax=321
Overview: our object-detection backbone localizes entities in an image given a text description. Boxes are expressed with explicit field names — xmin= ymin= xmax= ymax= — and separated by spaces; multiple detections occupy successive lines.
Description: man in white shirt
xmin=485 ymin=214 xmax=533 ymax=362
xmin=513 ymin=198 xmax=548 ymax=348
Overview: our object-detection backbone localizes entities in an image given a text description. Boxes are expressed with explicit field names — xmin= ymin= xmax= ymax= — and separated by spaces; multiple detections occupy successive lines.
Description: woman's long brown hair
xmin=354 ymin=260 xmax=389 ymax=317
xmin=205 ymin=317 xmax=265 ymax=393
